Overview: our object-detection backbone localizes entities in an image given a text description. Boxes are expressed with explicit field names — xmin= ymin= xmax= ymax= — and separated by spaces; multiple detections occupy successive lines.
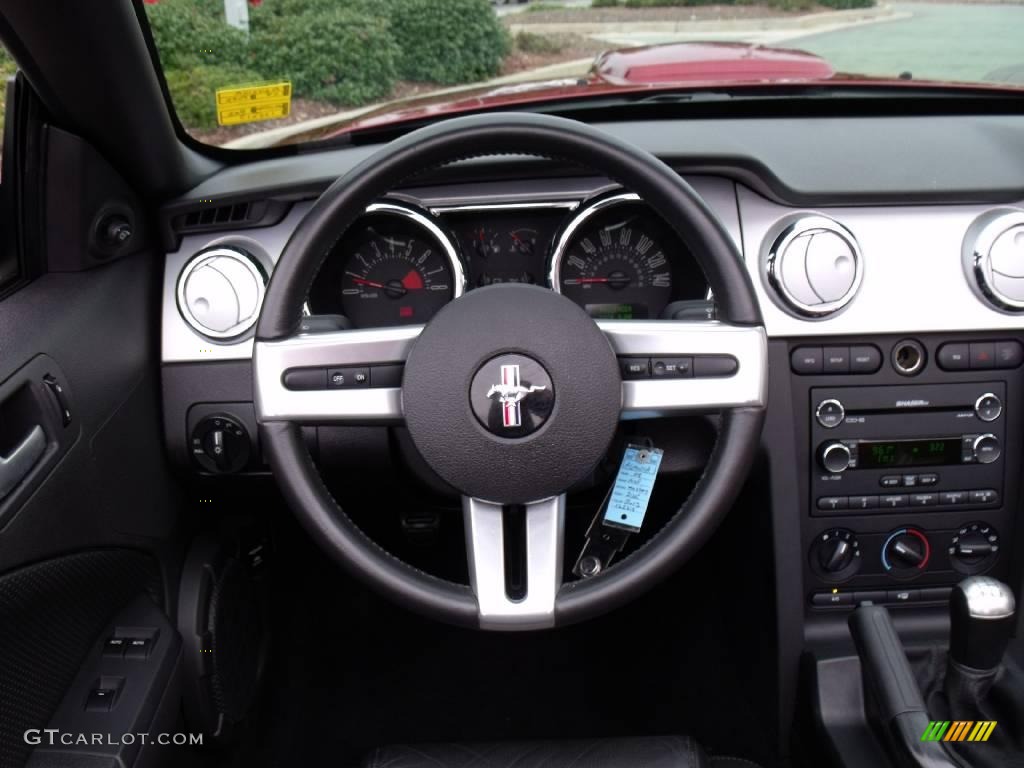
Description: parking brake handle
xmin=849 ymin=603 xmax=959 ymax=768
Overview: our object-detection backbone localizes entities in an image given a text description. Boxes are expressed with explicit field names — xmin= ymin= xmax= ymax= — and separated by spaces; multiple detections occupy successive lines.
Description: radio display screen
xmin=860 ymin=438 xmax=961 ymax=468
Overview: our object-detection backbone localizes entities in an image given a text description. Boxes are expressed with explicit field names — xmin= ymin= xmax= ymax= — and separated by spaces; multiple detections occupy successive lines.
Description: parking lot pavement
xmin=788 ymin=3 xmax=1024 ymax=83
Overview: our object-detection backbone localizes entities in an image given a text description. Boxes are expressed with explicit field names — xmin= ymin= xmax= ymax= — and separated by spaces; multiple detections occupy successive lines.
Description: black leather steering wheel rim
xmin=255 ymin=113 xmax=766 ymax=630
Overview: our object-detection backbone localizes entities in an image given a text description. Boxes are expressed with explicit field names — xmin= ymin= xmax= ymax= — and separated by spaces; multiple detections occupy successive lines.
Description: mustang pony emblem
xmin=486 ymin=364 xmax=546 ymax=428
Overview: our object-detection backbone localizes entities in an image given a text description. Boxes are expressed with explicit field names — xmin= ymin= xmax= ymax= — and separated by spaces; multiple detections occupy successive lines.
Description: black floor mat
xmin=233 ymin=486 xmax=780 ymax=768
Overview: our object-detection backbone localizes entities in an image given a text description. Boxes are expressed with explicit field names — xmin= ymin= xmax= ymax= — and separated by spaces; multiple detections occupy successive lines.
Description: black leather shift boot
xmin=910 ymin=643 xmax=1024 ymax=767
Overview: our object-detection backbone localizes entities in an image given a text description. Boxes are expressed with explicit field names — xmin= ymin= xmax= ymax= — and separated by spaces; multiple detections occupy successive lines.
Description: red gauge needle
xmin=352 ymin=277 xmax=387 ymax=289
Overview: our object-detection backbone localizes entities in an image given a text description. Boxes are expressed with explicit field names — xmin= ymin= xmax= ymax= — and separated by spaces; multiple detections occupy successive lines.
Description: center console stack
xmin=791 ymin=334 xmax=1023 ymax=615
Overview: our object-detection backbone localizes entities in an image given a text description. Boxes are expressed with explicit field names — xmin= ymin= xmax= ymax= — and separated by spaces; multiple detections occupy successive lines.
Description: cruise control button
xmin=817 ymin=496 xmax=848 ymax=512
xmin=328 ymin=367 xmax=370 ymax=388
xmin=848 ymin=495 xmax=878 ymax=510
xmin=995 ymin=339 xmax=1024 ymax=369
xmin=937 ymin=343 xmax=970 ymax=370
xmin=880 ymin=475 xmax=902 ymax=488
xmin=651 ymin=357 xmax=692 ymax=378
xmin=969 ymin=489 xmax=999 ymax=504
xmin=791 ymin=347 xmax=823 ymax=374
xmin=941 ymin=490 xmax=969 ymax=505
xmin=849 ymin=345 xmax=882 ymax=373
xmin=619 ymin=357 xmax=650 ymax=379
xmin=880 ymin=494 xmax=907 ymax=509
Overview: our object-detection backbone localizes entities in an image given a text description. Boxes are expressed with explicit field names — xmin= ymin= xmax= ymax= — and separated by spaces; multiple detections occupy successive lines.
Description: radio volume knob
xmin=820 ymin=441 xmax=854 ymax=473
xmin=972 ymin=434 xmax=1001 ymax=464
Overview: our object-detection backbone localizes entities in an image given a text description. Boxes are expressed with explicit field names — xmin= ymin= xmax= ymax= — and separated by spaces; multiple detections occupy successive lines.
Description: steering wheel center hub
xmin=402 ymin=284 xmax=621 ymax=504
xmin=471 ymin=353 xmax=554 ymax=438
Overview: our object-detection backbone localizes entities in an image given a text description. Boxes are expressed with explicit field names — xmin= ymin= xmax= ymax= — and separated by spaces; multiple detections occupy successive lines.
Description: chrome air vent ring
xmin=763 ymin=215 xmax=863 ymax=318
xmin=963 ymin=208 xmax=1024 ymax=313
xmin=177 ymin=246 xmax=267 ymax=340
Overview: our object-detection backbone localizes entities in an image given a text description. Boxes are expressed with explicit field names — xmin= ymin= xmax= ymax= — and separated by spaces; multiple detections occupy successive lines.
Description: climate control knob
xmin=949 ymin=522 xmax=1000 ymax=574
xmin=882 ymin=528 xmax=931 ymax=579
xmin=810 ymin=528 xmax=861 ymax=581
xmin=819 ymin=441 xmax=854 ymax=473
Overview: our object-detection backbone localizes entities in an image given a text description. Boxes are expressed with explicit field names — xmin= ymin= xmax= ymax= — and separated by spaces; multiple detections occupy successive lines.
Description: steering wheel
xmin=253 ymin=113 xmax=767 ymax=631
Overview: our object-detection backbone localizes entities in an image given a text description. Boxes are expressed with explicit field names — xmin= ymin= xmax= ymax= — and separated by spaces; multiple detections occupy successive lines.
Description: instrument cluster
xmin=305 ymin=191 xmax=710 ymax=328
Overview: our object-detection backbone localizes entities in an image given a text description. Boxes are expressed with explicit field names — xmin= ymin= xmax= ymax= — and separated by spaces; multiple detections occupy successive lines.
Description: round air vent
xmin=763 ymin=215 xmax=863 ymax=318
xmin=177 ymin=247 xmax=266 ymax=340
xmin=963 ymin=208 xmax=1024 ymax=313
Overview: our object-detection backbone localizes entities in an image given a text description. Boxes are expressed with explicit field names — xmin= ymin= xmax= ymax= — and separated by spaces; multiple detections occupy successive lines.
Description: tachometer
xmin=308 ymin=202 xmax=465 ymax=328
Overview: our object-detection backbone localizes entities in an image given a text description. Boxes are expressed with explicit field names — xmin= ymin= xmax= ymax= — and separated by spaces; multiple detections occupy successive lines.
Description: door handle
xmin=0 ymin=425 xmax=46 ymax=501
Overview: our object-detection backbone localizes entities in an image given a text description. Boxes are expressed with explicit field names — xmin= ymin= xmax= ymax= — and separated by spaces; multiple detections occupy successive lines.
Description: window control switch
xmin=103 ymin=637 xmax=127 ymax=657
xmin=124 ymin=637 xmax=152 ymax=660
xmin=85 ymin=688 xmax=118 ymax=712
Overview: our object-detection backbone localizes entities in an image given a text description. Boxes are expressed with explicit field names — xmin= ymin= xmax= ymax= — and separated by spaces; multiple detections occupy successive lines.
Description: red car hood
xmin=294 ymin=42 xmax=1012 ymax=144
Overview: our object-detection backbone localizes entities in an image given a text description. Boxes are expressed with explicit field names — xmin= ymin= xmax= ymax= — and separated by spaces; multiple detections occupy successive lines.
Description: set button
xmin=618 ymin=355 xmax=739 ymax=380
xmin=937 ymin=339 xmax=1022 ymax=371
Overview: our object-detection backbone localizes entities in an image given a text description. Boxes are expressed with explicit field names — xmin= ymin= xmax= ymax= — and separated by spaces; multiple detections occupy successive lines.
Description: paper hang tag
xmin=603 ymin=445 xmax=664 ymax=533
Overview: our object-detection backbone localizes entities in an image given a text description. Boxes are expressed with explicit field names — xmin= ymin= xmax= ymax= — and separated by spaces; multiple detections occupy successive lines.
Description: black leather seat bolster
xmin=362 ymin=735 xmax=709 ymax=768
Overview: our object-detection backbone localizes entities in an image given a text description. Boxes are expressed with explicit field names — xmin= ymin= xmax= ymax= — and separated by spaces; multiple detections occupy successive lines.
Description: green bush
xmin=250 ymin=8 xmax=399 ymax=105
xmin=146 ymin=0 xmax=251 ymax=70
xmin=164 ymin=64 xmax=264 ymax=129
xmin=818 ymin=0 xmax=873 ymax=8
xmin=590 ymin=0 xmax=621 ymax=6
xmin=385 ymin=0 xmax=509 ymax=84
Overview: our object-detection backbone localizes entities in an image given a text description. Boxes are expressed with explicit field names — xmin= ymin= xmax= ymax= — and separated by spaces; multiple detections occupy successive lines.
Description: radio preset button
xmin=849 ymin=495 xmax=878 ymax=510
xmin=880 ymin=494 xmax=908 ymax=509
xmin=910 ymin=493 xmax=938 ymax=507
xmin=817 ymin=496 xmax=848 ymax=512
xmin=941 ymin=490 xmax=969 ymax=506
xmin=975 ymin=393 xmax=1003 ymax=422
xmin=969 ymin=489 xmax=999 ymax=504
xmin=880 ymin=475 xmax=902 ymax=488
xmin=815 ymin=399 xmax=845 ymax=429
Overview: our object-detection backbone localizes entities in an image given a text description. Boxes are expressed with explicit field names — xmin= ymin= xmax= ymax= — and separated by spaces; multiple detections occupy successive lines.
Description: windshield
xmin=143 ymin=0 xmax=1024 ymax=150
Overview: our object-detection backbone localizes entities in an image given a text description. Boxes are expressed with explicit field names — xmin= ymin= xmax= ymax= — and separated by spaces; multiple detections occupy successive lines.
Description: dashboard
xmin=158 ymin=116 xmax=1024 ymax=643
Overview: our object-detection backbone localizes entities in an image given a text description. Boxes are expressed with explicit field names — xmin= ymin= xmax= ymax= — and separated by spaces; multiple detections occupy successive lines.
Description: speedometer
xmin=550 ymin=192 xmax=704 ymax=320
xmin=307 ymin=202 xmax=465 ymax=328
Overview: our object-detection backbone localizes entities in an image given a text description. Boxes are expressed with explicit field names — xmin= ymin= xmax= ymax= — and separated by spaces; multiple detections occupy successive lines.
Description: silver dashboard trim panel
xmin=463 ymin=494 xmax=564 ymax=631
xmin=598 ymin=320 xmax=768 ymax=415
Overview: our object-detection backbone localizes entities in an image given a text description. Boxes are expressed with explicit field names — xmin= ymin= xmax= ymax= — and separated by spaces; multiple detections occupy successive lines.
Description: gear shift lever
xmin=949 ymin=575 xmax=1016 ymax=671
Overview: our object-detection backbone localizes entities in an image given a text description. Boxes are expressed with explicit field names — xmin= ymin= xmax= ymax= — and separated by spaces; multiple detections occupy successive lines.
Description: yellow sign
xmin=215 ymin=81 xmax=292 ymax=126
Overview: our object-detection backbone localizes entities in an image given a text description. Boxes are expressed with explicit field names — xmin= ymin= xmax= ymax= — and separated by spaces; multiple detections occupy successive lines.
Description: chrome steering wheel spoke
xmin=463 ymin=495 xmax=565 ymax=631
xmin=253 ymin=324 xmax=422 ymax=423
xmin=598 ymin=320 xmax=768 ymax=417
